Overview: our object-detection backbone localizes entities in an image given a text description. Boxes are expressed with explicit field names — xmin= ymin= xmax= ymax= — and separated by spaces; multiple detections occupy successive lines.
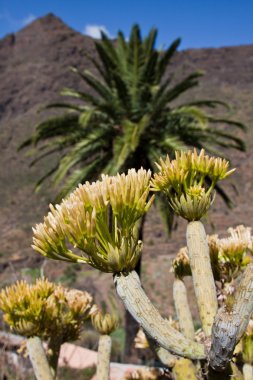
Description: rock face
xmin=0 ymin=13 xmax=253 ymax=318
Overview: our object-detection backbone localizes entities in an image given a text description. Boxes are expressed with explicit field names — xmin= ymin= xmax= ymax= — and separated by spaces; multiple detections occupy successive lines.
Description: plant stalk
xmin=155 ymin=346 xmax=177 ymax=367
xmin=114 ymin=270 xmax=206 ymax=359
xmin=233 ymin=264 xmax=253 ymax=341
xmin=186 ymin=221 xmax=218 ymax=336
xmin=96 ymin=334 xmax=112 ymax=380
xmin=27 ymin=336 xmax=54 ymax=380
xmin=173 ymin=278 xmax=195 ymax=340
xmin=172 ymin=358 xmax=198 ymax=380
xmin=209 ymin=306 xmax=240 ymax=371
xmin=209 ymin=264 xmax=253 ymax=371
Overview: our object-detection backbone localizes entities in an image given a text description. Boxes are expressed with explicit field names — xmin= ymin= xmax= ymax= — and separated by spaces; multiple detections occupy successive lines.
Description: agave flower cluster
xmin=91 ymin=309 xmax=118 ymax=335
xmin=134 ymin=328 xmax=150 ymax=349
xmin=0 ymin=278 xmax=93 ymax=341
xmin=172 ymin=225 xmax=253 ymax=283
xmin=151 ymin=149 xmax=235 ymax=221
xmin=32 ymin=169 xmax=154 ymax=273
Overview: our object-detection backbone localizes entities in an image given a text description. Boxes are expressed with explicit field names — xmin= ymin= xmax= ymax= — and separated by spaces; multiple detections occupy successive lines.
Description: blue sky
xmin=0 ymin=1 xmax=252 ymax=50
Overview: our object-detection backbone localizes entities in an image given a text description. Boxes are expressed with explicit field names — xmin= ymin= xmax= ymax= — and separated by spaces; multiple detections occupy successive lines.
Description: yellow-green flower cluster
xmin=172 ymin=247 xmax=192 ymax=279
xmin=134 ymin=328 xmax=150 ymax=349
xmin=212 ymin=225 xmax=252 ymax=283
xmin=0 ymin=278 xmax=93 ymax=341
xmin=91 ymin=309 xmax=118 ymax=335
xmin=32 ymin=169 xmax=154 ymax=273
xmin=151 ymin=149 xmax=235 ymax=221
xmin=172 ymin=226 xmax=253 ymax=283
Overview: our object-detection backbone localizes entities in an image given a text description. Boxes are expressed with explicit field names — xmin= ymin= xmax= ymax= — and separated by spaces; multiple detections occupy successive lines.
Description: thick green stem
xmin=96 ymin=334 xmax=112 ymax=380
xmin=173 ymin=278 xmax=195 ymax=340
xmin=27 ymin=336 xmax=54 ymax=380
xmin=209 ymin=264 xmax=253 ymax=371
xmin=47 ymin=337 xmax=62 ymax=378
xmin=186 ymin=221 xmax=218 ymax=336
xmin=209 ymin=306 xmax=240 ymax=371
xmin=243 ymin=364 xmax=253 ymax=380
xmin=155 ymin=346 xmax=177 ymax=367
xmin=114 ymin=270 xmax=206 ymax=359
xmin=147 ymin=337 xmax=177 ymax=367
xmin=233 ymin=264 xmax=253 ymax=341
xmin=172 ymin=358 xmax=198 ymax=380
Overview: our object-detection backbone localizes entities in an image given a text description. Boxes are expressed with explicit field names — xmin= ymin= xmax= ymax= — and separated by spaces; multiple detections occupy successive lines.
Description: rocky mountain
xmin=0 ymin=13 xmax=253 ymax=320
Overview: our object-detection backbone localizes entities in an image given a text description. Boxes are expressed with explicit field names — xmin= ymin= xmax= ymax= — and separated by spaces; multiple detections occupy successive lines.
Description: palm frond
xmin=72 ymin=69 xmax=113 ymax=103
xmin=55 ymin=156 xmax=107 ymax=202
xmin=53 ymin=131 xmax=109 ymax=185
xmin=61 ymin=87 xmax=101 ymax=107
xmin=207 ymin=116 xmax=247 ymax=131
xmin=181 ymin=99 xmax=230 ymax=110
xmin=35 ymin=165 xmax=59 ymax=193
xmin=151 ymin=72 xmax=203 ymax=119
xmin=156 ymin=38 xmax=181 ymax=80
xmin=42 ymin=103 xmax=85 ymax=112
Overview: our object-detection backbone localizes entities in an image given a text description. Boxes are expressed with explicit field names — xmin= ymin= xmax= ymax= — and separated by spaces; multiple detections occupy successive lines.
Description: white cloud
xmin=83 ymin=24 xmax=112 ymax=39
xmin=21 ymin=14 xmax=36 ymax=26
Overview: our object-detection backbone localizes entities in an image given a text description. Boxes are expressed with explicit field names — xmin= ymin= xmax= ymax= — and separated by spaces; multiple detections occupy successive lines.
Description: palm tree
xmin=20 ymin=24 xmax=245 ymax=359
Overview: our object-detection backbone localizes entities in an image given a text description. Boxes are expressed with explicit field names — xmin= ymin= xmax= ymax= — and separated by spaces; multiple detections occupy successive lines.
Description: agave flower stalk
xmin=152 ymin=149 xmax=235 ymax=336
xmin=208 ymin=306 xmax=241 ymax=371
xmin=135 ymin=327 xmax=178 ymax=367
xmin=114 ymin=270 xmax=205 ymax=359
xmin=209 ymin=264 xmax=253 ymax=371
xmin=92 ymin=310 xmax=118 ymax=380
xmin=172 ymin=358 xmax=198 ymax=380
xmin=173 ymin=278 xmax=195 ymax=340
xmin=27 ymin=336 xmax=54 ymax=380
xmin=186 ymin=221 xmax=218 ymax=336
xmin=97 ymin=335 xmax=112 ymax=380
xmin=155 ymin=346 xmax=177 ymax=367
xmin=233 ymin=264 xmax=253 ymax=341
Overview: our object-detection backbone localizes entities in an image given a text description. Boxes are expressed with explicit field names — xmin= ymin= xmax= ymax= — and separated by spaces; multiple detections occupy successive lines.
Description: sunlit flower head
xmin=218 ymin=236 xmax=248 ymax=259
xmin=172 ymin=247 xmax=191 ymax=278
xmin=91 ymin=309 xmax=118 ymax=335
xmin=228 ymin=225 xmax=253 ymax=254
xmin=151 ymin=149 xmax=235 ymax=221
xmin=0 ymin=279 xmax=93 ymax=340
xmin=32 ymin=168 xmax=154 ymax=273
xmin=134 ymin=328 xmax=149 ymax=349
